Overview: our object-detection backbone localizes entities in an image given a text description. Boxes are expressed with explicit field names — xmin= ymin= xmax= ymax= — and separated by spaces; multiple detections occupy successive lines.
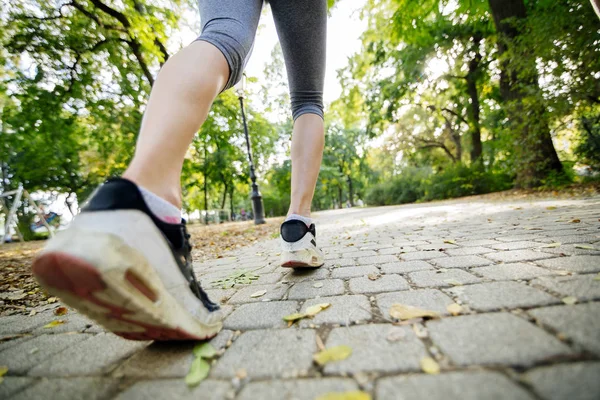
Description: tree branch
xmin=417 ymin=139 xmax=457 ymax=162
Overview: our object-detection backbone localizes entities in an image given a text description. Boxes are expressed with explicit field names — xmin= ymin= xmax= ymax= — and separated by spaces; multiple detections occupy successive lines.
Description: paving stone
xmin=529 ymin=303 xmax=600 ymax=355
xmin=496 ymin=234 xmax=547 ymax=242
xmin=29 ymin=333 xmax=149 ymax=376
xmin=227 ymin=283 xmax=288 ymax=304
xmin=447 ymin=281 xmax=559 ymax=311
xmin=379 ymin=246 xmax=417 ymax=255
xmin=324 ymin=252 xmax=341 ymax=260
xmin=331 ymin=265 xmax=379 ymax=279
xmin=237 ymin=378 xmax=358 ymax=400
xmin=115 ymin=379 xmax=232 ymax=400
xmin=285 ymin=267 xmax=331 ymax=282
xmin=224 ymin=301 xmax=298 ymax=330
xmin=0 ymin=377 xmax=36 ymax=399
xmin=299 ymin=295 xmax=371 ymax=327
xmin=287 ymin=279 xmax=345 ymax=300
xmin=409 ymin=269 xmax=481 ymax=288
xmin=377 ymin=371 xmax=534 ymax=400
xmin=376 ymin=289 xmax=455 ymax=316
xmin=445 ymin=246 xmax=494 ymax=256
xmin=538 ymin=244 xmax=600 ymax=256
xmin=32 ymin=312 xmax=96 ymax=334
xmin=457 ymin=239 xmax=501 ymax=247
xmin=523 ymin=362 xmax=600 ymax=400
xmin=323 ymin=324 xmax=427 ymax=374
xmin=418 ymin=244 xmax=459 ymax=251
xmin=531 ymin=275 xmax=600 ymax=301
xmin=549 ymin=234 xmax=600 ymax=245
xmin=0 ymin=312 xmax=56 ymax=334
xmin=472 ymin=263 xmax=559 ymax=281
xmin=432 ymin=255 xmax=493 ymax=269
xmin=349 ymin=274 xmax=409 ymax=294
xmin=400 ymin=251 xmax=448 ymax=261
xmin=345 ymin=250 xmax=377 ymax=258
xmin=211 ymin=329 xmax=315 ymax=379
xmin=334 ymin=258 xmax=357 ymax=267
xmin=380 ymin=260 xmax=434 ymax=274
xmin=535 ymin=255 xmax=600 ymax=273
xmin=427 ymin=313 xmax=572 ymax=367
xmin=485 ymin=250 xmax=555 ymax=263
xmin=357 ymin=255 xmax=398 ymax=265
xmin=11 ymin=378 xmax=119 ymax=400
xmin=0 ymin=333 xmax=91 ymax=374
xmin=491 ymin=241 xmax=546 ymax=250
xmin=255 ymin=272 xmax=284 ymax=285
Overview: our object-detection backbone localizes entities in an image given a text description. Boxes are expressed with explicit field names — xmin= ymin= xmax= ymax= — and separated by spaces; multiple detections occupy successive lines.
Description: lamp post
xmin=234 ymin=75 xmax=266 ymax=225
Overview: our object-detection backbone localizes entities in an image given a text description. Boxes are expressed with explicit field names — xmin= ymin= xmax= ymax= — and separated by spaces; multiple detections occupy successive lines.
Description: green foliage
xmin=366 ymin=164 xmax=512 ymax=206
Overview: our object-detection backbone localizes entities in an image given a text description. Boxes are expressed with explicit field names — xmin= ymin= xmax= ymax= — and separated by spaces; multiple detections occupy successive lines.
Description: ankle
xmin=122 ymin=170 xmax=182 ymax=209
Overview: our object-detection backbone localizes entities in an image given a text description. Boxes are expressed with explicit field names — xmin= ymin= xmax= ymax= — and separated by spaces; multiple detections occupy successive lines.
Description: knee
xmin=291 ymin=91 xmax=324 ymax=121
xmin=197 ymin=18 xmax=254 ymax=90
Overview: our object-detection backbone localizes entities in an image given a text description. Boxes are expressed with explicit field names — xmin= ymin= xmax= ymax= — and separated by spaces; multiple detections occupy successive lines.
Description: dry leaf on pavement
xmin=446 ymin=303 xmax=462 ymax=316
xmin=315 ymin=391 xmax=372 ymax=400
xmin=54 ymin=307 xmax=68 ymax=316
xmin=305 ymin=303 xmax=331 ymax=316
xmin=250 ymin=290 xmax=267 ymax=298
xmin=313 ymin=345 xmax=352 ymax=366
xmin=43 ymin=320 xmax=65 ymax=328
xmin=420 ymin=357 xmax=440 ymax=374
xmin=562 ymin=296 xmax=577 ymax=305
xmin=389 ymin=304 xmax=440 ymax=321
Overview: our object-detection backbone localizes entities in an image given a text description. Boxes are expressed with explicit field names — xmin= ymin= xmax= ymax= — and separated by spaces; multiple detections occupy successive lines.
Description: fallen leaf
xmin=540 ymin=242 xmax=561 ymax=248
xmin=43 ymin=320 xmax=65 ymax=328
xmin=594 ymin=274 xmax=600 ymax=281
xmin=389 ymin=304 xmax=440 ymax=321
xmin=443 ymin=239 xmax=456 ymax=244
xmin=193 ymin=343 xmax=217 ymax=359
xmin=0 ymin=366 xmax=7 ymax=377
xmin=313 ymin=282 xmax=324 ymax=288
xmin=315 ymin=391 xmax=372 ymax=400
xmin=445 ymin=279 xmax=463 ymax=286
xmin=47 ymin=297 xmax=58 ymax=303
xmin=562 ymin=296 xmax=577 ymax=305
xmin=54 ymin=307 xmax=68 ymax=316
xmin=546 ymin=206 xmax=557 ymax=210
xmin=305 ymin=303 xmax=331 ymax=317
xmin=446 ymin=303 xmax=462 ymax=316
xmin=313 ymin=345 xmax=352 ymax=366
xmin=570 ymin=219 xmax=581 ymax=223
xmin=185 ymin=357 xmax=210 ymax=387
xmin=235 ymin=368 xmax=248 ymax=380
xmin=420 ymin=357 xmax=440 ymax=374
xmin=367 ymin=274 xmax=379 ymax=281
xmin=250 ymin=290 xmax=267 ymax=298
xmin=283 ymin=313 xmax=307 ymax=323
xmin=574 ymin=244 xmax=596 ymax=250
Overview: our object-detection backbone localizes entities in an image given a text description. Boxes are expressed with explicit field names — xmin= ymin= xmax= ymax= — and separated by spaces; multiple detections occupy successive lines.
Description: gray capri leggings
xmin=197 ymin=0 xmax=327 ymax=120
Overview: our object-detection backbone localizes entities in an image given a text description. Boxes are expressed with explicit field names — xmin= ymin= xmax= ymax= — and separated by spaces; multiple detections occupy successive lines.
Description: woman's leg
xmin=269 ymin=0 xmax=327 ymax=218
xmin=124 ymin=0 xmax=263 ymax=209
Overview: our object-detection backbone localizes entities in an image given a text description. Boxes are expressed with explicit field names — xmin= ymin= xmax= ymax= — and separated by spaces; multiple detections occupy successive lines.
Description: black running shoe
xmin=279 ymin=219 xmax=324 ymax=268
xmin=32 ymin=178 xmax=222 ymax=341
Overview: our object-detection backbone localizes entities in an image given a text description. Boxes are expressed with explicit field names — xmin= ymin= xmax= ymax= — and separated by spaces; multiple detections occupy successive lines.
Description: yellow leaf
xmin=313 ymin=345 xmax=352 ymax=366
xmin=305 ymin=303 xmax=331 ymax=317
xmin=574 ymin=244 xmax=596 ymax=250
xmin=570 ymin=219 xmax=581 ymax=223
xmin=283 ymin=313 xmax=307 ymax=323
xmin=446 ymin=303 xmax=462 ymax=316
xmin=185 ymin=357 xmax=210 ymax=387
xmin=316 ymin=391 xmax=372 ymax=400
xmin=0 ymin=366 xmax=7 ymax=377
xmin=250 ymin=290 xmax=267 ymax=298
xmin=47 ymin=297 xmax=58 ymax=303
xmin=420 ymin=357 xmax=440 ymax=374
xmin=43 ymin=320 xmax=65 ymax=329
xmin=546 ymin=206 xmax=557 ymax=210
xmin=390 ymin=304 xmax=440 ymax=321
xmin=445 ymin=279 xmax=463 ymax=286
xmin=443 ymin=239 xmax=456 ymax=244
xmin=594 ymin=274 xmax=600 ymax=281
xmin=562 ymin=296 xmax=577 ymax=305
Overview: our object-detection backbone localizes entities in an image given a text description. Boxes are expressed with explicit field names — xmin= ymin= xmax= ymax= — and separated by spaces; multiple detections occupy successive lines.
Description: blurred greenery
xmin=0 ymin=0 xmax=598 ymax=229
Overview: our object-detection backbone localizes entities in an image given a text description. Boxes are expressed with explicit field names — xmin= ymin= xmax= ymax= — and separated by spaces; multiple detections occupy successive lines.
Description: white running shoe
xmin=279 ymin=219 xmax=324 ymax=268
xmin=32 ymin=178 xmax=223 ymax=341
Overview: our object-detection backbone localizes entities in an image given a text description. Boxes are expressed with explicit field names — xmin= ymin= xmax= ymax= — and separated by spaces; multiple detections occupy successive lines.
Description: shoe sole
xmin=32 ymin=219 xmax=222 ymax=341
xmin=280 ymin=249 xmax=324 ymax=269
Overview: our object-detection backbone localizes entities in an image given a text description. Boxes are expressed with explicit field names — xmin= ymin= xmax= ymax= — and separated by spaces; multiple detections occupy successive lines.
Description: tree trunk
xmin=466 ymin=34 xmax=483 ymax=165
xmin=338 ymin=185 xmax=343 ymax=208
xmin=221 ymin=183 xmax=228 ymax=210
xmin=229 ymin=186 xmax=235 ymax=220
xmin=488 ymin=0 xmax=562 ymax=187
xmin=347 ymin=176 xmax=355 ymax=206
